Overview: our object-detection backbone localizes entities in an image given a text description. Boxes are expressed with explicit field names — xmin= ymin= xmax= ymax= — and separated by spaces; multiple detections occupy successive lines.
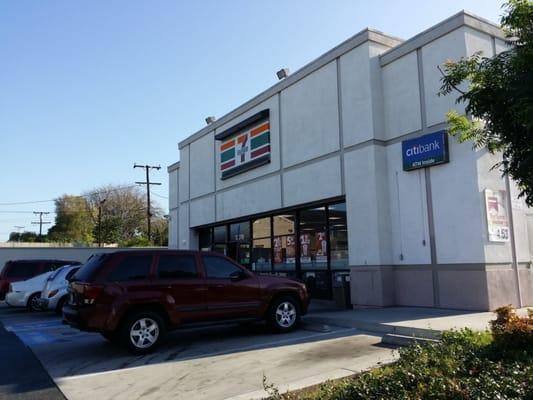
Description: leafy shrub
xmin=264 ymin=312 xmax=533 ymax=400
xmin=490 ymin=305 xmax=533 ymax=359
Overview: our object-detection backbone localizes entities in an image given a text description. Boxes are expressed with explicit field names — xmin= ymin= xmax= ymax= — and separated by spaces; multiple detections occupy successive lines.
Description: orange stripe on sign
xmin=237 ymin=134 xmax=247 ymax=144
xmin=251 ymin=122 xmax=269 ymax=137
xmin=220 ymin=140 xmax=235 ymax=151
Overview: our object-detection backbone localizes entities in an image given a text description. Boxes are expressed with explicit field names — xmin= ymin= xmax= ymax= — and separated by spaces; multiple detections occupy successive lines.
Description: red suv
xmin=0 ymin=259 xmax=80 ymax=300
xmin=63 ymin=250 xmax=309 ymax=354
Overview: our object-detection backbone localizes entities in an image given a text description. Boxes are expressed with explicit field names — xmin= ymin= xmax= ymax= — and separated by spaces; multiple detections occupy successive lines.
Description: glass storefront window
xmin=273 ymin=214 xmax=296 ymax=272
xmin=253 ymin=217 xmax=271 ymax=239
xmin=213 ymin=225 xmax=227 ymax=243
xmin=328 ymin=203 xmax=348 ymax=269
xmin=230 ymin=221 xmax=250 ymax=242
xmin=299 ymin=207 xmax=328 ymax=270
xmin=197 ymin=200 xmax=348 ymax=300
xmin=252 ymin=217 xmax=271 ymax=272
xmin=252 ymin=237 xmax=271 ymax=272
xmin=199 ymin=228 xmax=212 ymax=251
xmin=212 ymin=243 xmax=227 ymax=255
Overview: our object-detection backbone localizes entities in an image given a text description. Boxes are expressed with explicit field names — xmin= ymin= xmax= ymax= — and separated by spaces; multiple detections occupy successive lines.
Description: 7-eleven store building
xmin=168 ymin=12 xmax=533 ymax=310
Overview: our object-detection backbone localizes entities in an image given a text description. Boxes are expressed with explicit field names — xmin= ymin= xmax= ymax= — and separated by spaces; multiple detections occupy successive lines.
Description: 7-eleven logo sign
xmin=235 ymin=133 xmax=249 ymax=166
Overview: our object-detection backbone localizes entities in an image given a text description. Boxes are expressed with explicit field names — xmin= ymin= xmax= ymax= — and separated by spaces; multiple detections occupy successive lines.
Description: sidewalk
xmin=304 ymin=306 xmax=531 ymax=345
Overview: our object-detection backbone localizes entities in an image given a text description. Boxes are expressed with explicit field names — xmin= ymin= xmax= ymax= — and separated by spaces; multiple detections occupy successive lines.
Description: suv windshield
xmin=73 ymin=254 xmax=108 ymax=282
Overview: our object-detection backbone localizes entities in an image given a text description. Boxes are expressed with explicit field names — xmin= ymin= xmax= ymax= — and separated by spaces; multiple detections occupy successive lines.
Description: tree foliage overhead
xmin=47 ymin=195 xmax=94 ymax=244
xmin=45 ymin=185 xmax=167 ymax=246
xmin=85 ymin=185 xmax=157 ymax=244
xmin=439 ymin=0 xmax=533 ymax=206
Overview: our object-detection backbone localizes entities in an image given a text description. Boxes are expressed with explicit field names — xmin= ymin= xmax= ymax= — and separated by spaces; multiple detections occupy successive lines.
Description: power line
xmin=31 ymin=211 xmax=51 ymax=238
xmin=134 ymin=163 xmax=161 ymax=241
xmin=0 ymin=185 xmax=140 ymax=206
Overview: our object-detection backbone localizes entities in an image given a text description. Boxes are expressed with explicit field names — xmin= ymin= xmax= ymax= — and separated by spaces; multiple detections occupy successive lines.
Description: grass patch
xmin=264 ymin=306 xmax=533 ymax=399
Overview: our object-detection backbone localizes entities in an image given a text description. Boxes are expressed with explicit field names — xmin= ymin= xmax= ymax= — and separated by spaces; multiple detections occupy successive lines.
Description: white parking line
xmin=57 ymin=327 xmax=358 ymax=382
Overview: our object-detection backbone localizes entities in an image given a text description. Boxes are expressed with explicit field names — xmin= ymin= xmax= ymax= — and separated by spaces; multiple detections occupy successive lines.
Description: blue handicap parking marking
xmin=16 ymin=331 xmax=59 ymax=346
xmin=6 ymin=318 xmax=91 ymax=346
xmin=5 ymin=319 xmax=63 ymax=332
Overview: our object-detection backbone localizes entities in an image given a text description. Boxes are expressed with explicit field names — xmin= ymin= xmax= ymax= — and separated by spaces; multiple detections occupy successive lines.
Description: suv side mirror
xmin=229 ymin=270 xmax=246 ymax=281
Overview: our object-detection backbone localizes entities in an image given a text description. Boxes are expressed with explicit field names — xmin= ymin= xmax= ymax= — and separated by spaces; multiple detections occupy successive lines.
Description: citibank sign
xmin=402 ymin=130 xmax=449 ymax=171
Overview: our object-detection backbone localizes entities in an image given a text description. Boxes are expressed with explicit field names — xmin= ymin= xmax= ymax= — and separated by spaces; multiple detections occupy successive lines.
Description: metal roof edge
xmin=380 ymin=10 xmax=504 ymax=66
xmin=167 ymin=161 xmax=180 ymax=173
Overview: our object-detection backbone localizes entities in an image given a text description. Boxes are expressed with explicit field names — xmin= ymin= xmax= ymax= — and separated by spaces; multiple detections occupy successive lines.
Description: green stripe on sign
xmin=251 ymin=132 xmax=269 ymax=149
xmin=221 ymin=148 xmax=235 ymax=163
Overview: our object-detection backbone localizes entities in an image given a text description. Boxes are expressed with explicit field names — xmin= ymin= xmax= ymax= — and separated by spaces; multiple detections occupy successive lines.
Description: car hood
xmin=11 ymin=271 xmax=53 ymax=292
xmin=257 ymin=274 xmax=303 ymax=286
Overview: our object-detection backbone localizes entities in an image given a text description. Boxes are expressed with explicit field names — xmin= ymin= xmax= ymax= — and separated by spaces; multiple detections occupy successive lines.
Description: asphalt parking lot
xmin=0 ymin=303 xmax=396 ymax=400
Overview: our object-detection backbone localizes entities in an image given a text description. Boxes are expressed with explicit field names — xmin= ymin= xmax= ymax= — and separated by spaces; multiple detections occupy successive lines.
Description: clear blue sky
xmin=0 ymin=0 xmax=504 ymax=241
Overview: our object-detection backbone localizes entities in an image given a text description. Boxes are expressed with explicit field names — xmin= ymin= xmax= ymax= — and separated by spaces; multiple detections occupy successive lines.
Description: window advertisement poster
xmin=273 ymin=237 xmax=283 ymax=263
xmin=484 ymin=189 xmax=510 ymax=242
xmin=286 ymin=236 xmax=296 ymax=263
xmin=316 ymin=231 xmax=328 ymax=262
xmin=300 ymin=234 xmax=311 ymax=263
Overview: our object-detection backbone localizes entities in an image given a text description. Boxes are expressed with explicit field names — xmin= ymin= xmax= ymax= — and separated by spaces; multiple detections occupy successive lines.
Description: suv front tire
xmin=120 ymin=311 xmax=166 ymax=354
xmin=267 ymin=296 xmax=300 ymax=333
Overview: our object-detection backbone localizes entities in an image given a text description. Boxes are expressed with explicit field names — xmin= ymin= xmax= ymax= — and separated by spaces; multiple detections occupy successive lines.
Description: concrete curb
xmin=303 ymin=315 xmax=442 ymax=341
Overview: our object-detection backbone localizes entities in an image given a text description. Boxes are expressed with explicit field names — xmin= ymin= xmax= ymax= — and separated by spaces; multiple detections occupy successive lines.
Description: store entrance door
xmin=227 ymin=241 xmax=251 ymax=270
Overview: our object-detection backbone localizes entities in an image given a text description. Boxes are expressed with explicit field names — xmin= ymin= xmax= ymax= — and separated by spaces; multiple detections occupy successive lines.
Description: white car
xmin=5 ymin=271 xmax=53 ymax=311
xmin=37 ymin=265 xmax=80 ymax=314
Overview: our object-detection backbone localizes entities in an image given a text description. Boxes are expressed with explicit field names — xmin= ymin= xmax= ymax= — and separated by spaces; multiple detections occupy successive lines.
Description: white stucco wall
xmin=339 ymin=43 xmax=374 ymax=146
xmin=421 ymin=28 xmax=467 ymax=128
xmin=189 ymin=131 xmax=215 ymax=199
xmin=281 ymin=61 xmax=340 ymax=167
xmin=216 ymin=175 xmax=282 ymax=222
xmin=386 ymin=142 xmax=431 ymax=265
xmin=283 ymin=156 xmax=342 ymax=207
xmin=382 ymin=52 xmax=422 ymax=140
xmin=179 ymin=145 xmax=190 ymax=203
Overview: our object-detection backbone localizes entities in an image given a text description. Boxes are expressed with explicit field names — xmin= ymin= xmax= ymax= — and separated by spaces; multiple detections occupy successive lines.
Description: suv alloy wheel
xmin=268 ymin=296 xmax=300 ymax=332
xmin=120 ymin=311 xmax=166 ymax=354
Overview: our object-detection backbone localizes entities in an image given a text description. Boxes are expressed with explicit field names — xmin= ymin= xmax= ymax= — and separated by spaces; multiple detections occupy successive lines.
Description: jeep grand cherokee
xmin=63 ymin=250 xmax=309 ymax=354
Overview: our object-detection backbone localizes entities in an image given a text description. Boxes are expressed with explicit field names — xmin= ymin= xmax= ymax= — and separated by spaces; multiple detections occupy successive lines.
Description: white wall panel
xmin=431 ymin=139 xmax=485 ymax=263
xmin=216 ymin=175 xmax=281 ymax=222
xmin=178 ymin=146 xmax=190 ymax=203
xmin=382 ymin=52 xmax=421 ymax=139
xmin=281 ymin=62 xmax=340 ymax=167
xmin=340 ymin=43 xmax=374 ymax=146
xmin=190 ymin=195 xmax=216 ymax=227
xmin=422 ymin=28 xmax=467 ymax=127
xmin=189 ymin=132 xmax=215 ymax=198
xmin=283 ymin=156 xmax=342 ymax=207
xmin=386 ymin=143 xmax=431 ymax=265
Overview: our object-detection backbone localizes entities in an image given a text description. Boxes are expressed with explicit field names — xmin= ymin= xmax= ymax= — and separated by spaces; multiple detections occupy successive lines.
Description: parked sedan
xmin=37 ymin=265 xmax=80 ymax=314
xmin=5 ymin=271 xmax=53 ymax=311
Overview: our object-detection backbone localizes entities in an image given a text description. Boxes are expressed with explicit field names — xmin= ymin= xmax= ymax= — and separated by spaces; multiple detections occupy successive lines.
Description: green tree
xmin=439 ymin=0 xmax=533 ymax=206
xmin=86 ymin=185 xmax=162 ymax=245
xmin=47 ymin=195 xmax=94 ymax=244
xmin=8 ymin=231 xmax=39 ymax=242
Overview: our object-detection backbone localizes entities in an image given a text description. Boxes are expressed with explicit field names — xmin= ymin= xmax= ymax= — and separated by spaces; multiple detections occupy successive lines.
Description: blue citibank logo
xmin=402 ymin=130 xmax=449 ymax=171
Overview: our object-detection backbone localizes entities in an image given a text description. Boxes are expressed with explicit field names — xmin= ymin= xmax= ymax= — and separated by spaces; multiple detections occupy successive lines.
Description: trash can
xmin=332 ymin=274 xmax=351 ymax=309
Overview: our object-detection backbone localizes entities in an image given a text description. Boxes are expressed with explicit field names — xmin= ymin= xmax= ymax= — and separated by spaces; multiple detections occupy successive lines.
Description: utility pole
xmin=97 ymin=199 xmax=106 ymax=248
xmin=134 ymin=163 xmax=161 ymax=242
xmin=32 ymin=211 xmax=51 ymax=240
